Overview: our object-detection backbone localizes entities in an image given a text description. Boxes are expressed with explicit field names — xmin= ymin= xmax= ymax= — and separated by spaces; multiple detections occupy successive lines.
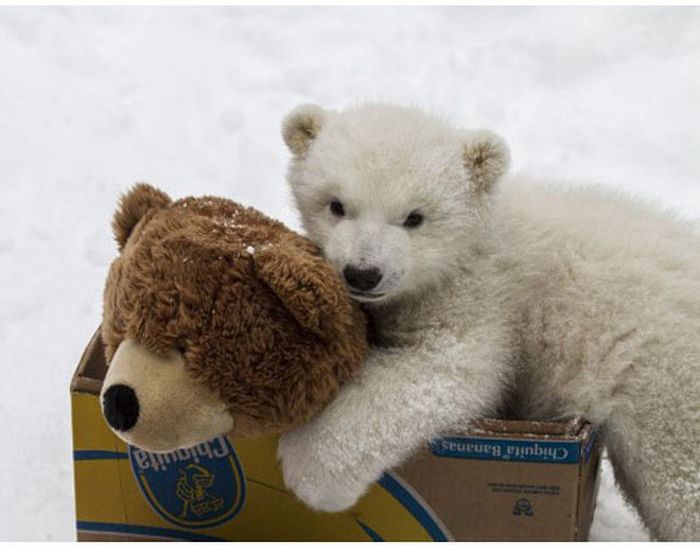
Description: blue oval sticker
xmin=129 ymin=436 xmax=246 ymax=529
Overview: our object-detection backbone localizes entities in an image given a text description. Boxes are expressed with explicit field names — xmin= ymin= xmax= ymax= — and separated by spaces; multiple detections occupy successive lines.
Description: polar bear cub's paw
xmin=277 ymin=425 xmax=368 ymax=513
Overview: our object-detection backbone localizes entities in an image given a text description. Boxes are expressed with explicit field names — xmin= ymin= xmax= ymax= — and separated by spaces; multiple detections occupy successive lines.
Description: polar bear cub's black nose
xmin=103 ymin=384 xmax=140 ymax=432
xmin=343 ymin=265 xmax=382 ymax=292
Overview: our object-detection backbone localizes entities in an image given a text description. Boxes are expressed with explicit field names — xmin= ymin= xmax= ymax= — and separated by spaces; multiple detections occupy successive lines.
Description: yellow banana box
xmin=71 ymin=328 xmax=601 ymax=541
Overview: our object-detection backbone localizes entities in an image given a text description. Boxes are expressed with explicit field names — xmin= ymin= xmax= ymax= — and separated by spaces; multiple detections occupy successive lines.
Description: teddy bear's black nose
xmin=343 ymin=265 xmax=383 ymax=292
xmin=103 ymin=384 xmax=140 ymax=432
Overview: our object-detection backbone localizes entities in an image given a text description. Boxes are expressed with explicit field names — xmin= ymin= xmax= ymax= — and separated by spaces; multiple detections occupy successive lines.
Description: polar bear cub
xmin=277 ymin=103 xmax=700 ymax=541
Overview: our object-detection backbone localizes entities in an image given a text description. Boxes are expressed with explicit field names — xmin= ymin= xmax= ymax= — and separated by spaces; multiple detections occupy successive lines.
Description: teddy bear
xmin=99 ymin=183 xmax=368 ymax=452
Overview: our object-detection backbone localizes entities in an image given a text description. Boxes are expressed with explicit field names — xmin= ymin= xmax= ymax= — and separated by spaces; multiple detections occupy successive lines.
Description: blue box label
xmin=430 ymin=436 xmax=582 ymax=464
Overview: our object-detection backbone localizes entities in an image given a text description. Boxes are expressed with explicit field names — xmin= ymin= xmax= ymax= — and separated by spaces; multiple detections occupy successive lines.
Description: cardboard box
xmin=72 ymin=328 xmax=601 ymax=541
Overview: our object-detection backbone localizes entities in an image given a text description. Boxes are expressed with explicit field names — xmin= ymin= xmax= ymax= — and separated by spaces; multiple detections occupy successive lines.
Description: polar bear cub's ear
xmin=112 ymin=183 xmax=171 ymax=252
xmin=460 ymin=129 xmax=510 ymax=194
xmin=282 ymin=104 xmax=326 ymax=156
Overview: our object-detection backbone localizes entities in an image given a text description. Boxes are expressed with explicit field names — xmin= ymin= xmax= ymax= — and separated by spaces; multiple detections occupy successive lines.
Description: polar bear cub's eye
xmin=403 ymin=210 xmax=424 ymax=228
xmin=329 ymin=199 xmax=345 ymax=217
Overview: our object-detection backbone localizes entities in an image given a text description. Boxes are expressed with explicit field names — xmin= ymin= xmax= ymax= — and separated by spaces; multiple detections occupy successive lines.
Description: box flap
xmin=468 ymin=417 xmax=586 ymax=439
xmin=70 ymin=327 xmax=107 ymax=395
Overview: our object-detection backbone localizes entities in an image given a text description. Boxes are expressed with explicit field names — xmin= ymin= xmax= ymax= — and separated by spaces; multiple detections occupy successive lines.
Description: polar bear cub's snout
xmin=100 ymin=338 xmax=234 ymax=453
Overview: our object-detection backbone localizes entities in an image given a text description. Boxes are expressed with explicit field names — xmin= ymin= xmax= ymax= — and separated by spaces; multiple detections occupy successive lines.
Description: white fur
xmin=278 ymin=104 xmax=700 ymax=540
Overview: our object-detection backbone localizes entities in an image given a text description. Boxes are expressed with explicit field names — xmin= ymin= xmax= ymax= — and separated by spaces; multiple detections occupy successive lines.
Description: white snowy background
xmin=1 ymin=6 xmax=698 ymax=541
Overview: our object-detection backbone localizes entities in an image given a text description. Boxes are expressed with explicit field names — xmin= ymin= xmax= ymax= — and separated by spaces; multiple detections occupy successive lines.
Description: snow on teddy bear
xmin=276 ymin=103 xmax=700 ymax=541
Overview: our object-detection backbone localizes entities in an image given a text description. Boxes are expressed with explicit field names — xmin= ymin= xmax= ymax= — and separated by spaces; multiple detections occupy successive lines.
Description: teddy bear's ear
xmin=460 ymin=129 xmax=510 ymax=194
xmin=282 ymin=104 xmax=326 ymax=156
xmin=112 ymin=183 xmax=172 ymax=251
xmin=254 ymin=242 xmax=351 ymax=339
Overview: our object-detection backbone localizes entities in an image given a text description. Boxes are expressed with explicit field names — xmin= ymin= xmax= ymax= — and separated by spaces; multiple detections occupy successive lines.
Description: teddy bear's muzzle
xmin=100 ymin=338 xmax=234 ymax=453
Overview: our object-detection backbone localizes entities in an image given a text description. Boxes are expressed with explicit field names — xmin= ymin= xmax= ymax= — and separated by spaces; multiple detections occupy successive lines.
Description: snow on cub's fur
xmin=277 ymin=103 xmax=700 ymax=541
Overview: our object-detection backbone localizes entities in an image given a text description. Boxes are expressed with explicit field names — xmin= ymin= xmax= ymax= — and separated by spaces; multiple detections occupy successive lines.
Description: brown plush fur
xmin=103 ymin=183 xmax=368 ymax=438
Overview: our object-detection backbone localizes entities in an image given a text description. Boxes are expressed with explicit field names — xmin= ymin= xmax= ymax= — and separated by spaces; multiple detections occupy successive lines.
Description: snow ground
xmin=1 ymin=6 xmax=698 ymax=541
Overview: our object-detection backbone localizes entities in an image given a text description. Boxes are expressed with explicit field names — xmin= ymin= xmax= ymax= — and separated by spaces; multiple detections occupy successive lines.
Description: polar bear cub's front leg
xmin=278 ymin=329 xmax=510 ymax=512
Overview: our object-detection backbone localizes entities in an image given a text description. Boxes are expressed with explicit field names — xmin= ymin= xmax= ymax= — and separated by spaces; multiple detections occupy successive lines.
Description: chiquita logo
xmin=129 ymin=436 xmax=246 ymax=529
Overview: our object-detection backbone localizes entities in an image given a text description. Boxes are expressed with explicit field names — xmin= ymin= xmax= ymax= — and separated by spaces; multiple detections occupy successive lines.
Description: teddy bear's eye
xmin=403 ymin=210 xmax=424 ymax=228
xmin=329 ymin=199 xmax=345 ymax=217
xmin=175 ymin=337 xmax=188 ymax=354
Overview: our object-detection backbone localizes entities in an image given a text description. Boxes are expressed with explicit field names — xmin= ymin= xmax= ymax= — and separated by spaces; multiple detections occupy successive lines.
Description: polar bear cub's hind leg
xmin=601 ymin=328 xmax=700 ymax=541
